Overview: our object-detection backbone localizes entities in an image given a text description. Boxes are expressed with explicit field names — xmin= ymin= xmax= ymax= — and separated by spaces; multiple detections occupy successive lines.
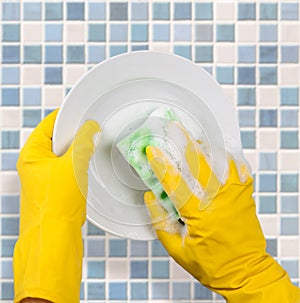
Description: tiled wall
xmin=0 ymin=1 xmax=299 ymax=302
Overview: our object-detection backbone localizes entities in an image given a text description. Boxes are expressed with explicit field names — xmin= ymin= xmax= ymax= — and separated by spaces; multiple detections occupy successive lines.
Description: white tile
xmin=65 ymin=23 xmax=86 ymax=42
xmin=257 ymin=87 xmax=279 ymax=107
xmin=22 ymin=23 xmax=42 ymax=42
xmin=244 ymin=151 xmax=257 ymax=172
xmin=280 ymin=152 xmax=300 ymax=171
xmin=215 ymin=45 xmax=235 ymax=63
xmin=170 ymin=258 xmax=191 ymax=279
xmin=64 ymin=66 xmax=86 ymax=86
xmin=22 ymin=66 xmax=43 ymax=85
xmin=0 ymin=172 xmax=20 ymax=194
xmin=216 ymin=3 xmax=235 ymax=20
xmin=280 ymin=24 xmax=300 ymax=43
xmin=237 ymin=24 xmax=257 ymax=42
xmin=258 ymin=216 xmax=278 ymax=237
xmin=280 ymin=67 xmax=300 ymax=85
xmin=43 ymin=87 xmax=64 ymax=107
xmin=0 ymin=108 xmax=21 ymax=128
xmin=20 ymin=129 xmax=34 ymax=148
xmin=106 ymin=260 xmax=128 ymax=279
xmin=258 ymin=130 xmax=278 ymax=150
xmin=280 ymin=238 xmax=299 ymax=257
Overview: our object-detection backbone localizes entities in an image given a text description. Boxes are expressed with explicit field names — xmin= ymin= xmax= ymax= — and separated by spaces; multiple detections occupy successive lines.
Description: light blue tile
xmin=87 ymin=282 xmax=105 ymax=300
xmin=238 ymin=3 xmax=256 ymax=20
xmin=1 ymin=260 xmax=13 ymax=279
xmin=88 ymin=2 xmax=106 ymax=20
xmin=238 ymin=109 xmax=255 ymax=127
xmin=131 ymin=282 xmax=148 ymax=300
xmin=109 ymin=45 xmax=127 ymax=57
xmin=195 ymin=24 xmax=213 ymax=42
xmin=2 ymin=2 xmax=20 ymax=20
xmin=1 ymin=217 xmax=19 ymax=235
xmin=23 ymin=2 xmax=42 ymax=20
xmin=238 ymin=46 xmax=256 ymax=63
xmin=259 ymin=109 xmax=277 ymax=127
xmin=241 ymin=131 xmax=256 ymax=149
xmin=2 ymin=67 xmax=20 ymax=85
xmin=2 ymin=24 xmax=20 ymax=42
xmin=131 ymin=3 xmax=148 ymax=20
xmin=80 ymin=283 xmax=84 ymax=300
xmin=23 ymin=109 xmax=41 ymax=127
xmin=153 ymin=24 xmax=170 ymax=41
xmin=281 ymin=3 xmax=299 ymax=20
xmin=281 ymin=196 xmax=299 ymax=213
xmin=152 ymin=240 xmax=169 ymax=257
xmin=152 ymin=282 xmax=169 ymax=299
xmin=259 ymin=67 xmax=277 ymax=85
xmin=1 ymin=239 xmax=17 ymax=257
xmin=89 ymin=24 xmax=106 ymax=42
xmin=152 ymin=260 xmax=169 ymax=278
xmin=109 ymin=239 xmax=127 ymax=257
xmin=238 ymin=88 xmax=256 ymax=106
xmin=131 ymin=44 xmax=148 ymax=51
xmin=280 ymin=131 xmax=299 ymax=149
xmin=67 ymin=2 xmax=85 ymax=20
xmin=216 ymin=67 xmax=234 ymax=85
xmin=1 ymin=88 xmax=19 ymax=106
xmin=130 ymin=240 xmax=148 ymax=257
xmin=88 ymin=45 xmax=106 ymax=63
xmin=259 ymin=196 xmax=277 ymax=214
xmin=1 ymin=131 xmax=19 ymax=149
xmin=45 ymin=2 xmax=63 ymax=21
xmin=238 ymin=67 xmax=256 ymax=85
xmin=281 ymin=46 xmax=299 ymax=63
xmin=173 ymin=45 xmax=192 ymax=60
xmin=67 ymin=46 xmax=85 ymax=63
xmin=281 ymin=260 xmax=299 ymax=278
xmin=45 ymin=45 xmax=63 ymax=64
xmin=23 ymin=88 xmax=41 ymax=106
xmin=172 ymin=282 xmax=190 ymax=300
xmin=109 ymin=282 xmax=127 ymax=300
xmin=110 ymin=24 xmax=128 ymax=42
xmin=195 ymin=46 xmax=213 ymax=63
xmin=260 ymin=46 xmax=277 ymax=63
xmin=153 ymin=3 xmax=170 ymax=20
xmin=1 ymin=282 xmax=14 ymax=300
xmin=1 ymin=195 xmax=19 ymax=213
xmin=45 ymin=24 xmax=63 ymax=42
xmin=260 ymin=25 xmax=277 ymax=42
xmin=130 ymin=260 xmax=148 ymax=278
xmin=24 ymin=46 xmax=42 ymax=64
xmin=43 ymin=108 xmax=56 ymax=118
xmin=194 ymin=283 xmax=213 ymax=299
xmin=174 ymin=24 xmax=191 ymax=41
xmin=216 ymin=24 xmax=235 ymax=42
xmin=87 ymin=261 xmax=105 ymax=278
xmin=1 ymin=152 xmax=18 ymax=171
xmin=87 ymin=239 xmax=105 ymax=257
xmin=110 ymin=2 xmax=128 ymax=21
xmin=87 ymin=222 xmax=105 ymax=235
xmin=260 ymin=3 xmax=278 ymax=20
xmin=2 ymin=45 xmax=20 ymax=63
xmin=195 ymin=3 xmax=213 ymax=20
xmin=259 ymin=174 xmax=277 ymax=192
xmin=174 ymin=3 xmax=192 ymax=20
xmin=131 ymin=24 xmax=148 ymax=42
xmin=281 ymin=174 xmax=298 ymax=192
xmin=266 ymin=238 xmax=277 ymax=257
xmin=259 ymin=153 xmax=277 ymax=170
xmin=281 ymin=110 xmax=298 ymax=127
xmin=280 ymin=88 xmax=299 ymax=106
xmin=281 ymin=217 xmax=299 ymax=235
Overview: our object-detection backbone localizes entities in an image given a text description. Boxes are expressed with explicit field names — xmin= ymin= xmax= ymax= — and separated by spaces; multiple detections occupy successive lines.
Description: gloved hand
xmin=13 ymin=109 xmax=100 ymax=303
xmin=144 ymin=122 xmax=300 ymax=303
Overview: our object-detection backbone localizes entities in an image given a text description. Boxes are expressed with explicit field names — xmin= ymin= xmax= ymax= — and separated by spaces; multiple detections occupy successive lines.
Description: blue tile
xmin=1 ymin=282 xmax=14 ymax=300
xmin=216 ymin=67 xmax=234 ymax=85
xmin=259 ymin=109 xmax=277 ymax=127
xmin=174 ymin=3 xmax=192 ymax=20
xmin=241 ymin=131 xmax=256 ymax=149
xmin=281 ymin=46 xmax=299 ymax=63
xmin=87 ymin=282 xmax=105 ymax=300
xmin=238 ymin=46 xmax=256 ymax=63
xmin=1 ymin=195 xmax=19 ymax=213
xmin=281 ymin=109 xmax=298 ymax=127
xmin=2 ymin=67 xmax=20 ymax=85
xmin=110 ymin=2 xmax=128 ymax=20
xmin=152 ymin=239 xmax=168 ymax=256
xmin=195 ymin=46 xmax=213 ymax=63
xmin=281 ymin=174 xmax=298 ymax=192
xmin=260 ymin=25 xmax=277 ymax=42
xmin=89 ymin=24 xmax=106 ymax=42
xmin=1 ymin=131 xmax=19 ymax=149
xmin=110 ymin=24 xmax=128 ymax=42
xmin=153 ymin=24 xmax=170 ymax=42
xmin=87 ymin=261 xmax=105 ymax=278
xmin=174 ymin=24 xmax=191 ymax=41
xmin=259 ymin=152 xmax=277 ymax=170
xmin=67 ymin=46 xmax=85 ymax=63
xmin=67 ymin=2 xmax=85 ymax=20
xmin=110 ymin=45 xmax=128 ymax=57
xmin=238 ymin=109 xmax=256 ymax=127
xmin=88 ymin=45 xmax=106 ymax=64
xmin=1 ymin=217 xmax=19 ymax=235
xmin=280 ymin=88 xmax=299 ymax=106
xmin=266 ymin=238 xmax=277 ymax=257
xmin=109 ymin=239 xmax=127 ymax=257
xmin=259 ymin=174 xmax=277 ymax=192
xmin=88 ymin=2 xmax=106 ymax=20
xmin=194 ymin=283 xmax=213 ymax=299
xmin=153 ymin=3 xmax=170 ymax=20
xmin=130 ymin=240 xmax=148 ymax=257
xmin=2 ymin=24 xmax=20 ymax=42
xmin=44 ymin=67 xmax=62 ymax=84
xmin=172 ymin=282 xmax=190 ymax=300
xmin=216 ymin=24 xmax=235 ymax=42
xmin=23 ymin=109 xmax=41 ymax=127
xmin=195 ymin=24 xmax=213 ymax=42
xmin=259 ymin=196 xmax=277 ymax=214
xmin=152 ymin=282 xmax=169 ymax=299
xmin=23 ymin=88 xmax=41 ymax=106
xmin=238 ymin=67 xmax=256 ymax=85
xmin=45 ymin=24 xmax=63 ymax=42
xmin=131 ymin=282 xmax=148 ymax=300
xmin=131 ymin=44 xmax=148 ymax=51
xmin=260 ymin=3 xmax=278 ymax=20
xmin=280 ymin=131 xmax=299 ymax=149
xmin=131 ymin=3 xmax=148 ymax=20
xmin=2 ymin=2 xmax=20 ymax=20
xmin=152 ymin=260 xmax=169 ymax=278
xmin=260 ymin=46 xmax=277 ymax=63
xmin=131 ymin=24 xmax=148 ymax=42
xmin=281 ymin=3 xmax=299 ymax=20
xmin=45 ymin=45 xmax=63 ymax=64
xmin=259 ymin=67 xmax=277 ymax=85
xmin=281 ymin=196 xmax=299 ymax=213
xmin=281 ymin=217 xmax=299 ymax=235
xmin=237 ymin=88 xmax=256 ymax=106
xmin=109 ymin=282 xmax=127 ymax=300
xmin=45 ymin=2 xmax=63 ymax=21
xmin=195 ymin=3 xmax=213 ymax=20
xmin=87 ymin=239 xmax=105 ymax=257
xmin=23 ymin=2 xmax=42 ymax=20
xmin=1 ymin=239 xmax=17 ymax=257
xmin=23 ymin=46 xmax=42 ymax=64
xmin=1 ymin=88 xmax=19 ymax=106
xmin=174 ymin=45 xmax=192 ymax=60
xmin=80 ymin=283 xmax=84 ymax=300
xmin=238 ymin=3 xmax=256 ymax=20
xmin=2 ymin=45 xmax=20 ymax=63
xmin=130 ymin=260 xmax=148 ymax=278
xmin=2 ymin=152 xmax=18 ymax=171
xmin=1 ymin=260 xmax=13 ymax=279
xmin=281 ymin=260 xmax=299 ymax=278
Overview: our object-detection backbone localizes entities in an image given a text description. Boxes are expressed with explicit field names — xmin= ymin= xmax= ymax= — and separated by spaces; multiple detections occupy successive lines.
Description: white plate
xmin=53 ymin=51 xmax=243 ymax=240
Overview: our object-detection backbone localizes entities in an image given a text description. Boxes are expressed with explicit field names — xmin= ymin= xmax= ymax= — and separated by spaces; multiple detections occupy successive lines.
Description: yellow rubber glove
xmin=144 ymin=122 xmax=300 ymax=303
xmin=13 ymin=109 xmax=100 ymax=303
